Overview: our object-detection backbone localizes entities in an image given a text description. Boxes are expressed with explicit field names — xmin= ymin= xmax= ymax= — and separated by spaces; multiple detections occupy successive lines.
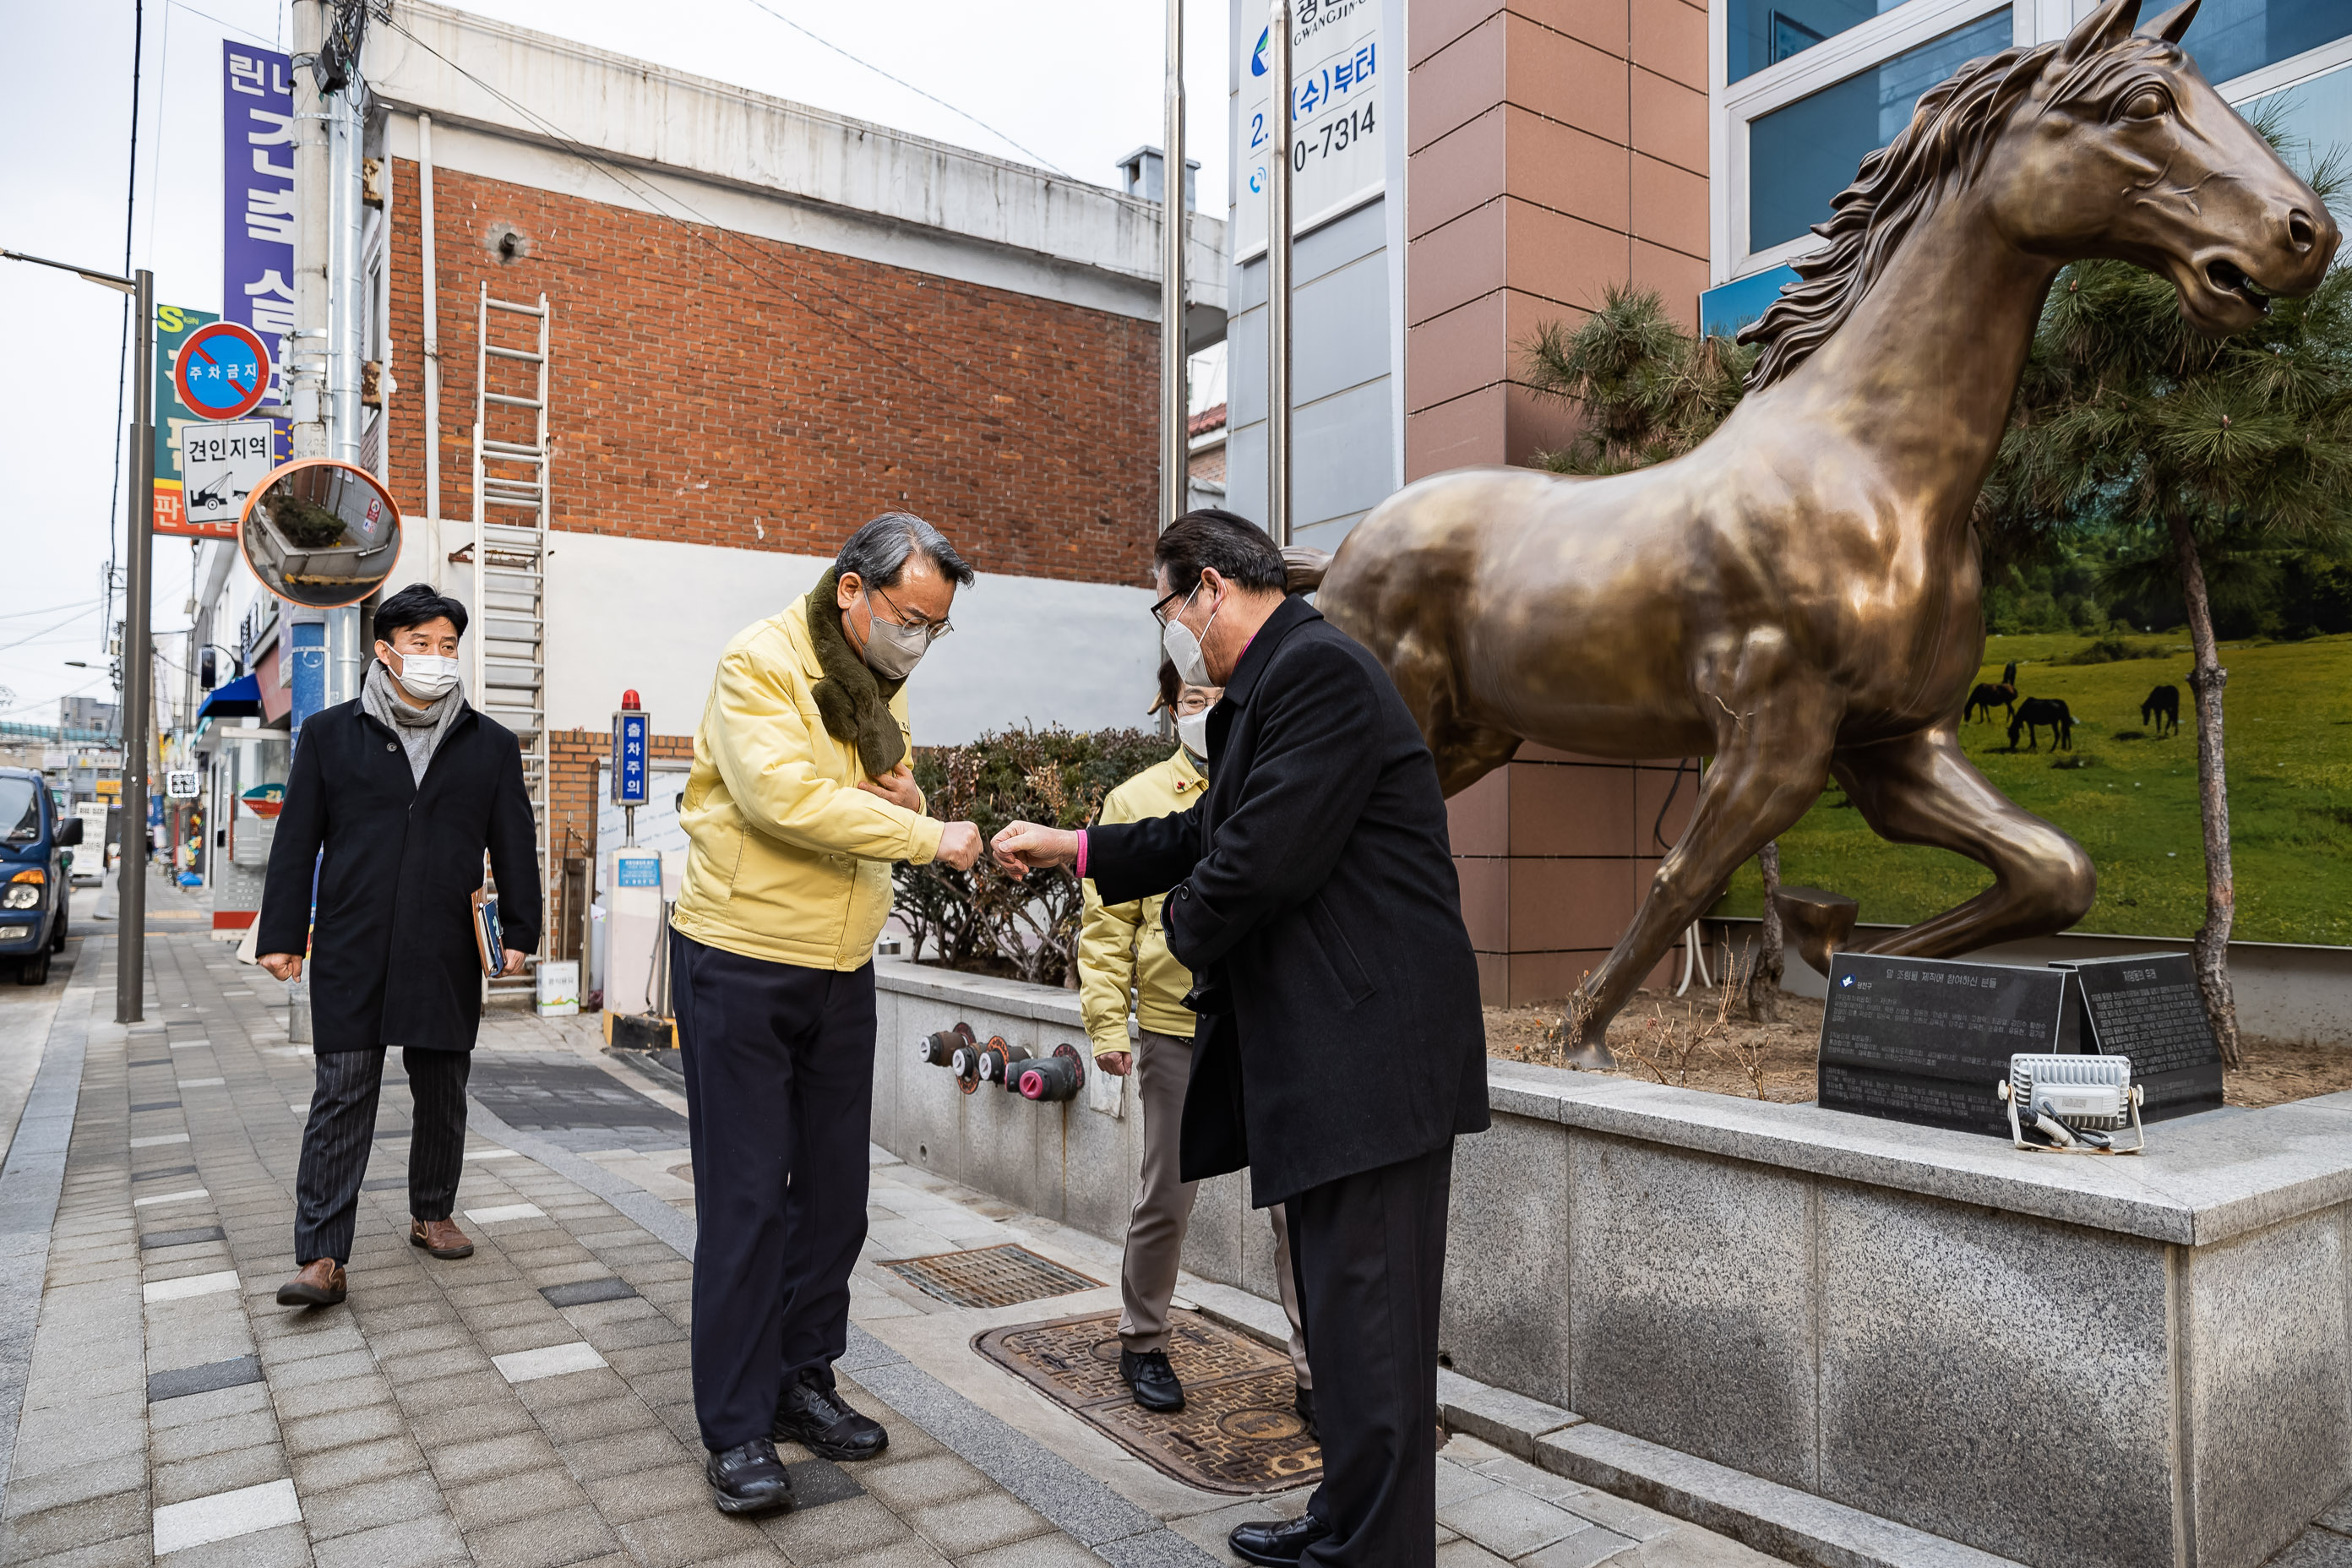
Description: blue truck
xmin=0 ymin=767 xmax=80 ymax=985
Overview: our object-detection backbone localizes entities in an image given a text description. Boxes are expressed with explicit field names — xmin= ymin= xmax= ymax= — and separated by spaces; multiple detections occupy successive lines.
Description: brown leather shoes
xmin=276 ymin=1258 xmax=346 ymax=1307
xmin=411 ymin=1217 xmax=475 ymax=1259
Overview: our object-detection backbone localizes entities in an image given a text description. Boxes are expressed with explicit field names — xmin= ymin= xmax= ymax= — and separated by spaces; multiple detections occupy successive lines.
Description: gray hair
xmin=836 ymin=512 xmax=975 ymax=591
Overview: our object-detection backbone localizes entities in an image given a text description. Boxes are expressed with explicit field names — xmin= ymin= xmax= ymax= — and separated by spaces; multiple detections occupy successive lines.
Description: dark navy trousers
xmin=671 ymin=931 xmax=877 ymax=1452
xmin=293 ymin=1046 xmax=472 ymax=1265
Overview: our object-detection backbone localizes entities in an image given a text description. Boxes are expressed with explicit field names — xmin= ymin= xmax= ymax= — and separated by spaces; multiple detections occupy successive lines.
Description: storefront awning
xmin=196 ymin=673 xmax=263 ymax=720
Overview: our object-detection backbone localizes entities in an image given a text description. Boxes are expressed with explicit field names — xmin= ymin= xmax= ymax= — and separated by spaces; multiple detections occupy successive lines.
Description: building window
xmin=1746 ymin=9 xmax=2013 ymax=254
xmin=1729 ymin=0 xmax=1907 ymax=84
xmin=2180 ymin=0 xmax=2344 ymax=87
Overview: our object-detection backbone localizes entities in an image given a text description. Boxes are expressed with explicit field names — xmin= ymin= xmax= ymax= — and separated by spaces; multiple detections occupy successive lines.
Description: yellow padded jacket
xmin=671 ymin=595 xmax=945 ymax=970
xmin=1077 ymin=747 xmax=1208 ymax=1057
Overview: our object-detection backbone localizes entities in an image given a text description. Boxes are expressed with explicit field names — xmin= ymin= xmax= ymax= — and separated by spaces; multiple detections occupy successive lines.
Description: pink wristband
xmin=1074 ymin=829 xmax=1088 ymax=879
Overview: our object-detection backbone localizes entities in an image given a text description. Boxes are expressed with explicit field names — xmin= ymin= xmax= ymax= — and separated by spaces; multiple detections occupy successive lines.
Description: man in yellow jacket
xmin=1081 ymin=661 xmax=1311 ymax=1424
xmin=670 ymin=514 xmax=983 ymax=1516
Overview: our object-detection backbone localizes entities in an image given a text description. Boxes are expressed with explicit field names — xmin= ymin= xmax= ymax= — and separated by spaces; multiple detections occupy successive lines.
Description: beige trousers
xmin=1118 ymin=1028 xmax=1310 ymax=1386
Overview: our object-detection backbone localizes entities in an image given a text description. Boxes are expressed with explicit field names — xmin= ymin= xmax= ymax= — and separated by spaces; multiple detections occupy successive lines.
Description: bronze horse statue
xmin=1299 ymin=0 xmax=2337 ymax=1051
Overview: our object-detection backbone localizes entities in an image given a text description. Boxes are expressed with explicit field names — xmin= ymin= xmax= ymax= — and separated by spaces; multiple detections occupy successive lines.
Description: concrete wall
xmin=874 ymin=960 xmax=2352 ymax=1568
xmin=373 ymin=1 xmax=1226 ymax=318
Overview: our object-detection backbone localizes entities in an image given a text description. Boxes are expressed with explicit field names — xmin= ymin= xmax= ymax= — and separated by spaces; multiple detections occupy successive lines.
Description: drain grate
xmin=881 ymin=1244 xmax=1102 ymax=1309
xmin=976 ymin=1309 xmax=1320 ymax=1494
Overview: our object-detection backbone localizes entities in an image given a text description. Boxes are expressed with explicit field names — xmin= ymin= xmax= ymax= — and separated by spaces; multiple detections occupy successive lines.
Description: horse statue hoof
xmin=1772 ymin=886 xmax=1859 ymax=976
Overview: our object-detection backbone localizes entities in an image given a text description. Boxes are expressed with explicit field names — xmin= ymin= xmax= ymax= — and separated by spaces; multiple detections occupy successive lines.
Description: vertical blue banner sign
xmin=221 ymin=42 xmax=297 ymax=422
xmin=611 ymin=712 xmax=651 ymax=806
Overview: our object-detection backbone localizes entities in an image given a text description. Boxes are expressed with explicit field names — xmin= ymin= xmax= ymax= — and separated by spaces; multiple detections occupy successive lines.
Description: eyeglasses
xmin=1150 ymin=577 xmax=1208 ymax=626
xmin=873 ymin=583 xmax=952 ymax=642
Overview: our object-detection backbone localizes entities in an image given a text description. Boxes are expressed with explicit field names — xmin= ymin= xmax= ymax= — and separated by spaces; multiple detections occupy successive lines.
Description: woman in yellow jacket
xmin=1080 ymin=661 xmax=1311 ymax=1425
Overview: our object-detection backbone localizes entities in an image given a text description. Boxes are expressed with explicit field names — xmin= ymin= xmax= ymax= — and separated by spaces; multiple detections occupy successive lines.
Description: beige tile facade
xmin=1407 ymin=0 xmax=1711 ymax=1004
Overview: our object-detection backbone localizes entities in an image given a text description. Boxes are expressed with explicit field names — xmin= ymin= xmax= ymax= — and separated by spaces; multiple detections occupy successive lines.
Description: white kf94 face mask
xmin=1176 ymin=708 xmax=1211 ymax=760
xmin=389 ymin=652 xmax=460 ymax=701
xmin=1162 ymin=580 xmax=1218 ymax=688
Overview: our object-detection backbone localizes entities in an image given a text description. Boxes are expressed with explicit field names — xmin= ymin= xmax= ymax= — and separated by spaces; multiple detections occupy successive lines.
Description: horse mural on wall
xmin=1290 ymin=0 xmax=2338 ymax=1051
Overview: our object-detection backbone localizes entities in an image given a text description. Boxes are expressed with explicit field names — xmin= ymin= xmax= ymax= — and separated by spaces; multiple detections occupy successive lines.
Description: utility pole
xmin=1265 ymin=0 xmax=1293 ymax=546
xmin=290 ymin=0 xmax=329 ymax=464
xmin=1159 ymin=0 xmax=1187 ymax=533
xmin=326 ymin=58 xmax=364 ymax=704
xmin=120 ymin=270 xmax=155 ymax=1023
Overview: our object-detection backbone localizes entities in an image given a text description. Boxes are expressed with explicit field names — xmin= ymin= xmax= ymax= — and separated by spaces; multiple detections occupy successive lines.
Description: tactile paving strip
xmin=975 ymin=1309 xmax=1321 ymax=1494
xmin=881 ymin=1243 xmax=1102 ymax=1309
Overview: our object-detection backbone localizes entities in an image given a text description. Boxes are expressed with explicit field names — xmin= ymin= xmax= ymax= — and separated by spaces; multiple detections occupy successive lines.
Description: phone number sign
xmin=1237 ymin=0 xmax=1383 ymax=259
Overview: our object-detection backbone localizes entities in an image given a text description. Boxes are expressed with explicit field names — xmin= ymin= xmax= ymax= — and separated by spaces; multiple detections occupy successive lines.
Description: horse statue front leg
xmin=1565 ymin=680 xmax=1842 ymax=1056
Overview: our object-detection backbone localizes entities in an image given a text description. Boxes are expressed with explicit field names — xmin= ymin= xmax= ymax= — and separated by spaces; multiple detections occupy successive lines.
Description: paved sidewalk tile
xmin=0 ymin=912 xmax=1782 ymax=1568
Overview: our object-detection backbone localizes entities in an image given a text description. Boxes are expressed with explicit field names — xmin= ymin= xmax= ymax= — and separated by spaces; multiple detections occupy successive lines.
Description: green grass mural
xmin=1714 ymin=632 xmax=2352 ymax=946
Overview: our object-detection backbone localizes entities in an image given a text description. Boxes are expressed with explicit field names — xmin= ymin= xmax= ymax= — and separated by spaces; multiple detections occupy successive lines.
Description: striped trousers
xmin=293 ymin=1047 xmax=473 ymax=1265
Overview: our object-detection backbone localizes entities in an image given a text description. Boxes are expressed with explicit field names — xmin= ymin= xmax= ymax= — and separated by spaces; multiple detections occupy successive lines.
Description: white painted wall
xmin=389 ymin=530 xmax=1159 ymax=744
xmin=371 ymin=1 xmax=1226 ymax=322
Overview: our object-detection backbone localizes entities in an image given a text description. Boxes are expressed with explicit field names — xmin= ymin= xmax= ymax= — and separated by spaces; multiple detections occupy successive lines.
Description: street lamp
xmin=4 ymin=247 xmax=156 ymax=1024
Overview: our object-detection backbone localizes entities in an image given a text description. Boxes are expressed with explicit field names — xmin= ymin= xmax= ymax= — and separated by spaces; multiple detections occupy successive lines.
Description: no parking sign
xmin=172 ymin=320 xmax=272 ymax=421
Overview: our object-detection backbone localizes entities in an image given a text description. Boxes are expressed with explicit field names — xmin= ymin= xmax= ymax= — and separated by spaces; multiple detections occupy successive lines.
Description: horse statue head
xmin=1742 ymin=0 xmax=2339 ymax=387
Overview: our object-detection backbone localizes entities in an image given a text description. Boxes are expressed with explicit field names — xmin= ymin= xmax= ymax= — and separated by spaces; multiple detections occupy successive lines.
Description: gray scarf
xmin=362 ymin=659 xmax=466 ymax=786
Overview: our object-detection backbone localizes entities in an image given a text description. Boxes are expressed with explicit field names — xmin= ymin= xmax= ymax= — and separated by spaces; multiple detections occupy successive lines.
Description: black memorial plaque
xmin=2052 ymin=953 xmax=2225 ymax=1122
xmin=1816 ymin=953 xmax=2073 ymax=1136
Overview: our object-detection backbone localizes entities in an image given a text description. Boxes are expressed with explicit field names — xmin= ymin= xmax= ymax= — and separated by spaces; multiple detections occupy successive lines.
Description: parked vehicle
xmin=0 ymin=768 xmax=80 ymax=984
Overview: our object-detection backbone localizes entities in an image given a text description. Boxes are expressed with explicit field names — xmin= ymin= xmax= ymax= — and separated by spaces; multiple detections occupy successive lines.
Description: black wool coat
xmin=1088 ymin=595 xmax=1488 ymax=1206
xmin=256 ymin=697 xmax=542 ymax=1054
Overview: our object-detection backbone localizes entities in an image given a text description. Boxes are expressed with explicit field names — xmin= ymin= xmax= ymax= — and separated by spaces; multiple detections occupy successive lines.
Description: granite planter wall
xmin=873 ymin=959 xmax=2352 ymax=1568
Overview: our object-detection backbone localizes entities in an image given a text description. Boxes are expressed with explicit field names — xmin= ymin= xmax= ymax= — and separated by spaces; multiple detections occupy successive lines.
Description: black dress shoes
xmin=1293 ymin=1382 xmax=1316 ymax=1440
xmin=706 ymin=1438 xmax=793 ymax=1515
xmin=1228 ymin=1511 xmax=1333 ymax=1566
xmin=1120 ymin=1348 xmax=1185 ymax=1413
xmin=774 ymin=1372 xmax=890 ymax=1461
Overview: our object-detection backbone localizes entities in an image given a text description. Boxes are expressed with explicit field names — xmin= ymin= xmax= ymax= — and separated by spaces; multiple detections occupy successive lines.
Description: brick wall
xmin=546 ymin=727 xmax=696 ymax=883
xmin=385 ymin=161 xmax=1165 ymax=588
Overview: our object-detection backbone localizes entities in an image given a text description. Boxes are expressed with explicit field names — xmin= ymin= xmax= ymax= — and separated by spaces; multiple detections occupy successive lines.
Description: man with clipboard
xmin=257 ymin=584 xmax=541 ymax=1309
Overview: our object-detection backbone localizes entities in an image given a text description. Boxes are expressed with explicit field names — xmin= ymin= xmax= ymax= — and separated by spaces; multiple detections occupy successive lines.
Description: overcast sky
xmin=0 ymin=0 xmax=1233 ymax=730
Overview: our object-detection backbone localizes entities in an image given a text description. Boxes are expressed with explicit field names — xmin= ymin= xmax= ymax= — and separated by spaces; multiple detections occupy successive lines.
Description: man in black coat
xmin=993 ymin=510 xmax=1487 ymax=1568
xmin=257 ymin=583 xmax=541 ymax=1308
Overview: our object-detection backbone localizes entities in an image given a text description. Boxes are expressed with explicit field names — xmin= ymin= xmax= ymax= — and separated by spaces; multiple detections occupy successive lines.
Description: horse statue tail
xmin=1282 ymin=547 xmax=1333 ymax=596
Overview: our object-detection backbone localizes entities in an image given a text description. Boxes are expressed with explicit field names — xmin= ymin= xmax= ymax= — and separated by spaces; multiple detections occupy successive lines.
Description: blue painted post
xmin=288 ymin=617 xmax=327 ymax=741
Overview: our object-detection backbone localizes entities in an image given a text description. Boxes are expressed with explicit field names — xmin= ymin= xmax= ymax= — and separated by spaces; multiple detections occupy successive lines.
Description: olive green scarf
xmin=805 ymin=569 xmax=907 ymax=777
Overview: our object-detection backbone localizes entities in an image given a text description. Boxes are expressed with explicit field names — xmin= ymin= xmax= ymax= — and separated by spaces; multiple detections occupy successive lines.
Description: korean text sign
xmin=611 ymin=712 xmax=651 ymax=806
xmin=222 ymin=43 xmax=296 ymax=408
xmin=1237 ymin=0 xmax=1383 ymax=258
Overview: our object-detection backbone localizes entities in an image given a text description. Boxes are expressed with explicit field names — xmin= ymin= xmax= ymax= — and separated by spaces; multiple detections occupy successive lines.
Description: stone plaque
xmin=1817 ymin=954 xmax=2073 ymax=1135
xmin=2051 ymin=953 xmax=2225 ymax=1122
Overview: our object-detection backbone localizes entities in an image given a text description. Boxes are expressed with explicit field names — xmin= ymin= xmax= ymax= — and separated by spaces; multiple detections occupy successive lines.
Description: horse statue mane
xmin=1739 ymin=24 xmax=2189 ymax=389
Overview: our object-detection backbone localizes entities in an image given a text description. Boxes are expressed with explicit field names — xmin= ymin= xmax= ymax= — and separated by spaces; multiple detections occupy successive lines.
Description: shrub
xmin=894 ymin=726 xmax=1174 ymax=988
xmin=2061 ymin=635 xmax=2167 ymax=665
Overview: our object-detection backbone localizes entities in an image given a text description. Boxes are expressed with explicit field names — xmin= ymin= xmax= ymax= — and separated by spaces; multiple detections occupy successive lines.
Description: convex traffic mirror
xmin=238 ymin=457 xmax=402 ymax=608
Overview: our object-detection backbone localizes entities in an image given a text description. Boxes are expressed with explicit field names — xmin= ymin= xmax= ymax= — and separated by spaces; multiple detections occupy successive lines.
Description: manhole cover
xmin=881 ymin=1244 xmax=1101 ymax=1309
xmin=976 ymin=1310 xmax=1320 ymax=1494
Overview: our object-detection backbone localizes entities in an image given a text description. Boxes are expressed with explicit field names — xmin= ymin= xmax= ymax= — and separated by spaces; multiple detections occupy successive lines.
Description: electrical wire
xmin=0 ymin=597 xmax=104 ymax=623
xmin=732 ymin=0 xmax=1071 ymax=177
xmin=102 ymin=0 xmax=144 ymax=677
xmin=168 ymin=0 xmax=276 ymax=47
xmin=373 ymin=11 xmax=1097 ymax=476
xmin=0 ymin=607 xmax=105 ymax=658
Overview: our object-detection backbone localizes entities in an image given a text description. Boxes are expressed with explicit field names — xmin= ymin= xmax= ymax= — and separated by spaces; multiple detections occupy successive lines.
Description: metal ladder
xmin=470 ymin=284 xmax=551 ymax=994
